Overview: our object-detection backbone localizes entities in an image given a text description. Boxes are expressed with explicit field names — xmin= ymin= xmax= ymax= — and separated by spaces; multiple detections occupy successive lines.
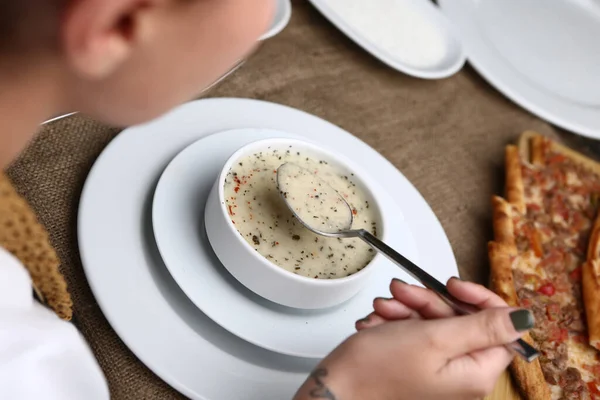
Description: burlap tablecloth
xmin=4 ymin=1 xmax=590 ymax=398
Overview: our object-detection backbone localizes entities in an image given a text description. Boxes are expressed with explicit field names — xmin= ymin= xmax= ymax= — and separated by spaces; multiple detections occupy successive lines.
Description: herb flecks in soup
xmin=223 ymin=147 xmax=378 ymax=279
xmin=277 ymin=162 xmax=352 ymax=234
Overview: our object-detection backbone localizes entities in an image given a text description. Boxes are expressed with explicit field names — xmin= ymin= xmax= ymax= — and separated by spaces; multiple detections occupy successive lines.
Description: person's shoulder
xmin=0 ymin=247 xmax=35 ymax=309
xmin=0 ymin=246 xmax=25 ymax=267
xmin=0 ymin=246 xmax=111 ymax=399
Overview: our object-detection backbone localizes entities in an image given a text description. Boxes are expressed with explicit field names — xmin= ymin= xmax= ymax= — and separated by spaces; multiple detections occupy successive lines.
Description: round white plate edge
xmin=437 ymin=0 xmax=600 ymax=139
xmin=307 ymin=0 xmax=466 ymax=79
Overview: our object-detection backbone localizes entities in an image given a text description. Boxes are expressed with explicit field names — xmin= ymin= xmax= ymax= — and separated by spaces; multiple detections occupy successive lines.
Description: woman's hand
xmin=356 ymin=277 xmax=511 ymax=328
xmin=293 ymin=278 xmax=534 ymax=400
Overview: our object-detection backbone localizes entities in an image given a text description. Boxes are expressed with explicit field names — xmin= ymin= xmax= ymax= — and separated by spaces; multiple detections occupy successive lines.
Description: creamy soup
xmin=223 ymin=146 xmax=379 ymax=279
xmin=277 ymin=162 xmax=353 ymax=234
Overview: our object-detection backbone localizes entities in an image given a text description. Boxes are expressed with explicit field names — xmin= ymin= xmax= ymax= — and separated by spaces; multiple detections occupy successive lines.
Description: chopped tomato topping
xmin=584 ymin=364 xmax=600 ymax=377
xmin=587 ymin=382 xmax=600 ymax=396
xmin=527 ymin=229 xmax=544 ymax=257
xmin=546 ymin=303 xmax=560 ymax=321
xmin=554 ymin=275 xmax=571 ymax=293
xmin=548 ymin=326 xmax=568 ymax=343
xmin=539 ymin=250 xmax=563 ymax=269
xmin=572 ymin=211 xmax=587 ymax=231
xmin=569 ymin=266 xmax=582 ymax=281
xmin=530 ymin=169 xmax=543 ymax=181
xmin=551 ymin=195 xmax=570 ymax=220
xmin=537 ymin=283 xmax=555 ymax=296
xmin=548 ymin=154 xmax=567 ymax=164
xmin=527 ymin=203 xmax=542 ymax=212
xmin=552 ymin=169 xmax=566 ymax=186
xmin=558 ymin=208 xmax=570 ymax=221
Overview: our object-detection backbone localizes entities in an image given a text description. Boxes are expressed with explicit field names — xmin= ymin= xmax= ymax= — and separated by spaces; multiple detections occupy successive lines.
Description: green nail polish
xmin=357 ymin=316 xmax=370 ymax=324
xmin=392 ymin=278 xmax=406 ymax=284
xmin=510 ymin=309 xmax=534 ymax=332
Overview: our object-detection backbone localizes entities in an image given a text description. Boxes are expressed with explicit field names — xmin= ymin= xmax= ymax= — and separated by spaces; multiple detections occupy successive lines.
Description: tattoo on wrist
xmin=308 ymin=368 xmax=336 ymax=399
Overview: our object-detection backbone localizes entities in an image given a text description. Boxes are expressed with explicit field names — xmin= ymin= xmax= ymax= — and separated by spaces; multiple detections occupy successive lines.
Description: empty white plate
xmin=78 ymin=98 xmax=459 ymax=399
xmin=151 ymin=128 xmax=420 ymax=359
xmin=438 ymin=0 xmax=600 ymax=139
xmin=309 ymin=0 xmax=465 ymax=79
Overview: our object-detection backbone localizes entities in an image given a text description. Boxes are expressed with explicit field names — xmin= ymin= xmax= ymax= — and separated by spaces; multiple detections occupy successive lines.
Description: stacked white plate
xmin=437 ymin=0 xmax=600 ymax=139
xmin=78 ymin=98 xmax=459 ymax=399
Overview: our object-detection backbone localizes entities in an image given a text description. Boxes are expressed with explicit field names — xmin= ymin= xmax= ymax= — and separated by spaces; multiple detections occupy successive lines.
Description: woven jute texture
xmin=4 ymin=1 xmax=584 ymax=398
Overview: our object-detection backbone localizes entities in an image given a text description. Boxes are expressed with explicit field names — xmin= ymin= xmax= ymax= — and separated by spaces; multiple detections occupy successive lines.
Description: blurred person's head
xmin=0 ymin=0 xmax=274 ymax=126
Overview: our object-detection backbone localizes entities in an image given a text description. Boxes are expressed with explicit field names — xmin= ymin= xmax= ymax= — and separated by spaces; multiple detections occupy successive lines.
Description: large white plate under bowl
xmin=438 ymin=0 xmax=600 ymax=139
xmin=309 ymin=0 xmax=465 ymax=79
xmin=152 ymin=128 xmax=419 ymax=359
xmin=78 ymin=98 xmax=459 ymax=400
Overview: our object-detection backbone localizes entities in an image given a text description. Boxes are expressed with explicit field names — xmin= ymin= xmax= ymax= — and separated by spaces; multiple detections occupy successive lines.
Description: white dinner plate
xmin=438 ymin=0 xmax=600 ymax=139
xmin=152 ymin=128 xmax=420 ymax=359
xmin=78 ymin=98 xmax=459 ymax=399
xmin=308 ymin=0 xmax=465 ymax=79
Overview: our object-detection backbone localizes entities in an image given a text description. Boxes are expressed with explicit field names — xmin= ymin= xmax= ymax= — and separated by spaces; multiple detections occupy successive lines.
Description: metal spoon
xmin=276 ymin=162 xmax=539 ymax=363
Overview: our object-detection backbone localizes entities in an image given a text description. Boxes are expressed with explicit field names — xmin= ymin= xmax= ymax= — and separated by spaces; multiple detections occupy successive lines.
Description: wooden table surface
xmin=489 ymin=371 xmax=522 ymax=400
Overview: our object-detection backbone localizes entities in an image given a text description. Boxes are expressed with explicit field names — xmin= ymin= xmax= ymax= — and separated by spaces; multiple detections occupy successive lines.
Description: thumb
xmin=432 ymin=308 xmax=534 ymax=358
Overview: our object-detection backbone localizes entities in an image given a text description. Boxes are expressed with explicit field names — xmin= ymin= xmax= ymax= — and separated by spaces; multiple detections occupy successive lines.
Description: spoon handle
xmin=357 ymin=229 xmax=540 ymax=363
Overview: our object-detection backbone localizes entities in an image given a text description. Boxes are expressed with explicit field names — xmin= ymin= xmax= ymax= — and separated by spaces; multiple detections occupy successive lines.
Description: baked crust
xmin=519 ymin=130 xmax=600 ymax=175
xmin=585 ymin=212 xmax=600 ymax=350
xmin=489 ymin=192 xmax=551 ymax=399
xmin=583 ymin=260 xmax=600 ymax=350
xmin=505 ymin=146 xmax=526 ymax=214
xmin=510 ymin=352 xmax=552 ymax=400
xmin=491 ymin=196 xmax=516 ymax=249
xmin=488 ymin=241 xmax=517 ymax=307
xmin=517 ymin=131 xmax=540 ymax=167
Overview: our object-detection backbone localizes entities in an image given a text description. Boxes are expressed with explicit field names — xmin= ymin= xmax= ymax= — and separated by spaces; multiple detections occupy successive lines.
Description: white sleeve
xmin=0 ymin=248 xmax=110 ymax=400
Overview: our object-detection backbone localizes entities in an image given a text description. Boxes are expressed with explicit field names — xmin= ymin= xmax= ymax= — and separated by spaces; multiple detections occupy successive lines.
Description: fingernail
xmin=510 ymin=309 xmax=534 ymax=332
xmin=450 ymin=276 xmax=462 ymax=281
xmin=374 ymin=297 xmax=392 ymax=302
xmin=392 ymin=278 xmax=406 ymax=284
xmin=356 ymin=316 xmax=370 ymax=324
